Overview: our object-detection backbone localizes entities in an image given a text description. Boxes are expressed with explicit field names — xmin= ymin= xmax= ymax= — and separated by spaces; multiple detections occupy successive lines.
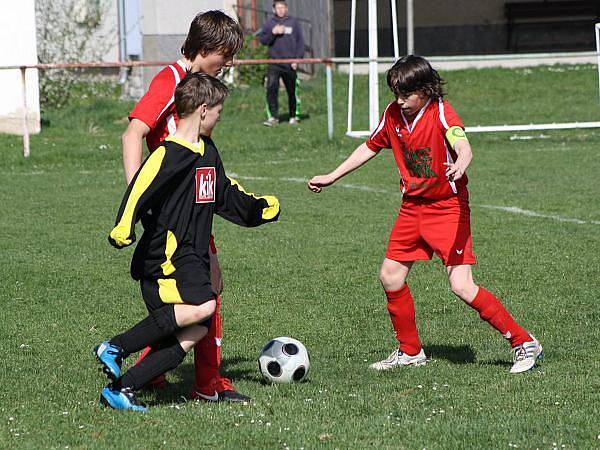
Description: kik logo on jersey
xmin=195 ymin=167 xmax=216 ymax=203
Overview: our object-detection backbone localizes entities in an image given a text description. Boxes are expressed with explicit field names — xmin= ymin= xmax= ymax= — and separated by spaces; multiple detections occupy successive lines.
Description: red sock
xmin=385 ymin=285 xmax=422 ymax=356
xmin=193 ymin=294 xmax=222 ymax=390
xmin=468 ymin=287 xmax=530 ymax=347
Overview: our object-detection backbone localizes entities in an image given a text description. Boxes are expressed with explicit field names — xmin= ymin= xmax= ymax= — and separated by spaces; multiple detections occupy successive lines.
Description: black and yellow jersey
xmin=109 ymin=135 xmax=280 ymax=280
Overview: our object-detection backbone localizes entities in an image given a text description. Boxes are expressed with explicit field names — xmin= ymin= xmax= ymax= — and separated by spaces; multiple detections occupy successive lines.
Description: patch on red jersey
xmin=195 ymin=167 xmax=216 ymax=203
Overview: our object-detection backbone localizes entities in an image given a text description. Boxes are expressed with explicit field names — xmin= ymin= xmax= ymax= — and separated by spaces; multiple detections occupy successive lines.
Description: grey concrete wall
xmin=140 ymin=34 xmax=185 ymax=88
xmin=139 ymin=0 xmax=237 ymax=90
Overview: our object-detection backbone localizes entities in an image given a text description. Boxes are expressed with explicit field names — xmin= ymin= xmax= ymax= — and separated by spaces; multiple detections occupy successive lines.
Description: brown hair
xmin=175 ymin=73 xmax=229 ymax=119
xmin=181 ymin=10 xmax=243 ymax=61
xmin=387 ymin=55 xmax=445 ymax=99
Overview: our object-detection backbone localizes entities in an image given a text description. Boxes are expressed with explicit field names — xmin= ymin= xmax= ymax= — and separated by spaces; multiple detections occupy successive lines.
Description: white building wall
xmin=138 ymin=0 xmax=237 ymax=89
xmin=0 ymin=0 xmax=41 ymax=135
xmin=142 ymin=0 xmax=236 ymax=35
xmin=97 ymin=0 xmax=119 ymax=61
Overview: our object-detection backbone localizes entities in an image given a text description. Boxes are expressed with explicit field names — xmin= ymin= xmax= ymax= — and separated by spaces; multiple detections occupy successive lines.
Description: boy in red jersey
xmin=121 ymin=10 xmax=249 ymax=401
xmin=308 ymin=55 xmax=542 ymax=374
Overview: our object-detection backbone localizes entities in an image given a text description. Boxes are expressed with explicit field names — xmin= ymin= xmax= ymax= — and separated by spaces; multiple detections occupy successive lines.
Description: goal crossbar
xmin=346 ymin=21 xmax=600 ymax=137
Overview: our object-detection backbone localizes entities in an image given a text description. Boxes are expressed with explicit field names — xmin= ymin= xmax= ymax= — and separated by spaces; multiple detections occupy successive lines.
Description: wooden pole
xmin=251 ymin=0 xmax=257 ymax=48
xmin=20 ymin=67 xmax=30 ymax=158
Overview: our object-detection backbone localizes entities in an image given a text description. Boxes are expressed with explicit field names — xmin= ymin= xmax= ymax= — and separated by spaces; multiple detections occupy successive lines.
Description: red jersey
xmin=366 ymin=98 xmax=468 ymax=200
xmin=129 ymin=60 xmax=188 ymax=152
xmin=128 ymin=60 xmax=219 ymax=252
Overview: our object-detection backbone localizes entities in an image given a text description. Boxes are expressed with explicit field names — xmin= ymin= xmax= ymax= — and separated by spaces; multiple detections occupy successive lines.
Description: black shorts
xmin=140 ymin=264 xmax=216 ymax=312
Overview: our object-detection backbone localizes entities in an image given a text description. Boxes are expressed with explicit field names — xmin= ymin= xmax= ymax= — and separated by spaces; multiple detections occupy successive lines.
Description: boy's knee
xmin=450 ymin=280 xmax=477 ymax=301
xmin=191 ymin=299 xmax=216 ymax=324
xmin=379 ymin=266 xmax=404 ymax=290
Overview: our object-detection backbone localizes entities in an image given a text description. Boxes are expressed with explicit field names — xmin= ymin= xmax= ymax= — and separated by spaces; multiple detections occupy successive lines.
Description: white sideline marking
xmin=5 ymin=169 xmax=599 ymax=226
xmin=509 ymin=134 xmax=550 ymax=141
xmin=231 ymin=173 xmax=600 ymax=226
xmin=233 ymin=174 xmax=394 ymax=194
xmin=230 ymin=158 xmax=311 ymax=166
xmin=476 ymin=204 xmax=600 ymax=225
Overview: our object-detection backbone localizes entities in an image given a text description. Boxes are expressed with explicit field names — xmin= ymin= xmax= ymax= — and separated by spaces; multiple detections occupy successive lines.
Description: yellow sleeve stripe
xmin=445 ymin=126 xmax=468 ymax=149
xmin=160 ymin=230 xmax=178 ymax=276
xmin=110 ymin=146 xmax=166 ymax=247
xmin=228 ymin=176 xmax=254 ymax=195
xmin=228 ymin=177 xmax=280 ymax=220
xmin=259 ymin=195 xmax=280 ymax=220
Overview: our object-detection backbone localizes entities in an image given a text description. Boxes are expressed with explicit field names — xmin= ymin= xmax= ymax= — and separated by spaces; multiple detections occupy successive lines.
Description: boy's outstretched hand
xmin=308 ymin=174 xmax=335 ymax=193
xmin=443 ymin=162 xmax=467 ymax=182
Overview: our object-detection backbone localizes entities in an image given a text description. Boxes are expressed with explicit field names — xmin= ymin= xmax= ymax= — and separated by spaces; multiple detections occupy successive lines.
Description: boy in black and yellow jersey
xmin=93 ymin=73 xmax=280 ymax=411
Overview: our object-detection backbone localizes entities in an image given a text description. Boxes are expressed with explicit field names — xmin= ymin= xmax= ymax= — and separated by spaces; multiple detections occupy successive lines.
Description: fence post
xmin=595 ymin=23 xmax=600 ymax=105
xmin=326 ymin=63 xmax=333 ymax=139
xmin=20 ymin=67 xmax=30 ymax=158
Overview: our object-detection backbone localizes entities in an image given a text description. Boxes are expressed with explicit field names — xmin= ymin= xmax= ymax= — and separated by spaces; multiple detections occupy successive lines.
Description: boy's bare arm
xmin=308 ymin=143 xmax=377 ymax=193
xmin=122 ymin=119 xmax=151 ymax=185
xmin=444 ymin=139 xmax=472 ymax=182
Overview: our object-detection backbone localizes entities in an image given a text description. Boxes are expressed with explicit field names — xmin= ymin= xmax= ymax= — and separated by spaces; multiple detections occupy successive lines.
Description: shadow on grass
xmin=143 ymin=355 xmax=259 ymax=405
xmin=480 ymin=359 xmax=512 ymax=369
xmin=268 ymin=112 xmax=311 ymax=123
xmin=424 ymin=344 xmax=477 ymax=364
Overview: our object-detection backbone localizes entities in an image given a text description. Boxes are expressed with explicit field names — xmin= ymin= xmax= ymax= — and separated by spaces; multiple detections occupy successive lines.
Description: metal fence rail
xmin=2 ymin=48 xmax=600 ymax=156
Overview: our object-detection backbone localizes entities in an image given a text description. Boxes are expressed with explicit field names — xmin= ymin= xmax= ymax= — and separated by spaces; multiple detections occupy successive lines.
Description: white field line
xmin=231 ymin=173 xmax=600 ymax=226
xmin=477 ymin=204 xmax=600 ymax=225
xmin=227 ymin=158 xmax=312 ymax=167
xmin=4 ymin=169 xmax=598 ymax=226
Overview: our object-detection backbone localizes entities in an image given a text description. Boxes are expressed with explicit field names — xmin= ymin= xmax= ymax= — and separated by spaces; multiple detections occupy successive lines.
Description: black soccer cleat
xmin=191 ymin=388 xmax=252 ymax=403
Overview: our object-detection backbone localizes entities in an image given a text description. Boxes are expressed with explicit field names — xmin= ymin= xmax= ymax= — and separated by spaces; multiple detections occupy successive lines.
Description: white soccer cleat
xmin=369 ymin=348 xmax=427 ymax=370
xmin=262 ymin=117 xmax=279 ymax=127
xmin=510 ymin=336 xmax=543 ymax=374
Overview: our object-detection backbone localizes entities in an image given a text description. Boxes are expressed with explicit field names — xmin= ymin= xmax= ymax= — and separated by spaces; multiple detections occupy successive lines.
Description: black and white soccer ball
xmin=258 ymin=337 xmax=310 ymax=384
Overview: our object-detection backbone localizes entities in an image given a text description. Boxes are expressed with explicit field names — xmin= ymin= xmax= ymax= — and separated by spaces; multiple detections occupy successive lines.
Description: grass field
xmin=1 ymin=64 xmax=599 ymax=449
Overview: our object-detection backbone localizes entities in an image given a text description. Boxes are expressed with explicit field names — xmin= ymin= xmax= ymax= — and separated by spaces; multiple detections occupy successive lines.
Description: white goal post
xmin=347 ymin=0 xmax=402 ymax=136
xmin=346 ymin=13 xmax=600 ymax=137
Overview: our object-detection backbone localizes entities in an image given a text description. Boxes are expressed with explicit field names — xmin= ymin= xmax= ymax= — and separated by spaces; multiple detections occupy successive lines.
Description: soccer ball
xmin=258 ymin=337 xmax=310 ymax=384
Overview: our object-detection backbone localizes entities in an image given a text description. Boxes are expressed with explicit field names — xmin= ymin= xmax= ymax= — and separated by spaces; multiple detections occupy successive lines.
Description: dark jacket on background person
xmin=259 ymin=15 xmax=304 ymax=60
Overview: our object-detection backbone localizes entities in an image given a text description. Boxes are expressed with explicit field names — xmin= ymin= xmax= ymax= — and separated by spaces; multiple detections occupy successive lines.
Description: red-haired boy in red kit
xmin=309 ymin=55 xmax=542 ymax=374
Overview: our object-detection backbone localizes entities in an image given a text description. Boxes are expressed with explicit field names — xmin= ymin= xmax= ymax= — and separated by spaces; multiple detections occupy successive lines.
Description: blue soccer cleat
xmin=99 ymin=385 xmax=147 ymax=412
xmin=93 ymin=341 xmax=124 ymax=381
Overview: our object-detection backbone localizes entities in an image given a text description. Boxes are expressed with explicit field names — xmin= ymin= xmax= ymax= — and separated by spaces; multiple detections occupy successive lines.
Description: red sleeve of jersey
xmin=209 ymin=234 xmax=217 ymax=254
xmin=129 ymin=66 xmax=176 ymax=130
xmin=437 ymin=99 xmax=464 ymax=131
xmin=365 ymin=106 xmax=391 ymax=152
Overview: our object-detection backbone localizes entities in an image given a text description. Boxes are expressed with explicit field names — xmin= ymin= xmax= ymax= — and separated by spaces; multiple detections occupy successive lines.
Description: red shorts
xmin=385 ymin=193 xmax=476 ymax=267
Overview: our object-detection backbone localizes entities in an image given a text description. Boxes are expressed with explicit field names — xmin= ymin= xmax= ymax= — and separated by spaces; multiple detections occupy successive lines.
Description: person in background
xmin=260 ymin=0 xmax=305 ymax=126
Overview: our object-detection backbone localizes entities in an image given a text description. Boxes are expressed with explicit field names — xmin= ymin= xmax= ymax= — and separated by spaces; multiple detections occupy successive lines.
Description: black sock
xmin=113 ymin=336 xmax=186 ymax=391
xmin=109 ymin=305 xmax=178 ymax=356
